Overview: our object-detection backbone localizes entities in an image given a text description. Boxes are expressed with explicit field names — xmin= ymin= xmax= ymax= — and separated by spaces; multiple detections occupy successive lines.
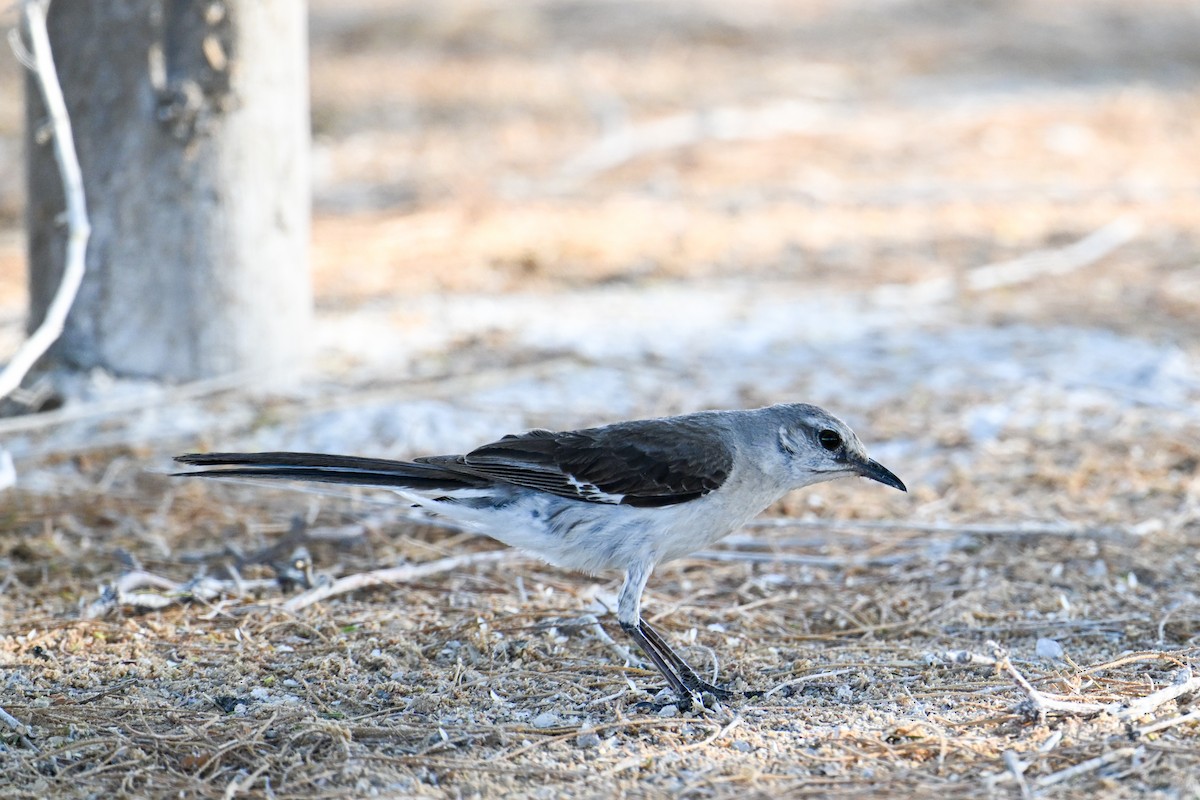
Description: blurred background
xmin=4 ymin=0 xmax=1200 ymax=419
xmin=1 ymin=1 xmax=1199 ymax=794
xmin=2 ymin=1 xmax=1198 ymax=426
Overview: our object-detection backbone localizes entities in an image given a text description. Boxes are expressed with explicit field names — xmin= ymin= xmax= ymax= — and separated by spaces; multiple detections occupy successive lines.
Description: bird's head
xmin=771 ymin=404 xmax=906 ymax=493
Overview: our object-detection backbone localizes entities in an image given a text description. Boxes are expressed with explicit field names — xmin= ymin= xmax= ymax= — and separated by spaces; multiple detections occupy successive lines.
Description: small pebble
xmin=1035 ymin=638 xmax=1064 ymax=661
xmin=657 ymin=704 xmax=679 ymax=718
xmin=531 ymin=712 xmax=559 ymax=729
xmin=576 ymin=732 xmax=602 ymax=748
xmin=731 ymin=740 xmax=753 ymax=752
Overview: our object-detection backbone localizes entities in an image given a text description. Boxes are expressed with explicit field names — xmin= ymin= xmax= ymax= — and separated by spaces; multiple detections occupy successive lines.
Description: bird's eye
xmin=818 ymin=429 xmax=842 ymax=451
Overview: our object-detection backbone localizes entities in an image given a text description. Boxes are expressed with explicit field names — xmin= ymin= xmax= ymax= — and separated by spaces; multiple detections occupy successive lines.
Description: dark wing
xmin=418 ymin=416 xmax=733 ymax=507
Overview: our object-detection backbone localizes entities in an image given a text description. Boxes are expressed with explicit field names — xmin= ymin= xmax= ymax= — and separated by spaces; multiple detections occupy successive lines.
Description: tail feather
xmin=174 ymin=451 xmax=487 ymax=492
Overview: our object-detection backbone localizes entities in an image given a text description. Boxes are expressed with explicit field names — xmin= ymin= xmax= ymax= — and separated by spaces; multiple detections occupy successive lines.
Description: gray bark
xmin=26 ymin=0 xmax=312 ymax=381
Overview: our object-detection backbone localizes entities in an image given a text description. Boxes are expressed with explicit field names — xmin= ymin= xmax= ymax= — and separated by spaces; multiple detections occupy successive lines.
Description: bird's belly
xmin=480 ymin=494 xmax=755 ymax=575
xmin=477 ymin=498 xmax=654 ymax=574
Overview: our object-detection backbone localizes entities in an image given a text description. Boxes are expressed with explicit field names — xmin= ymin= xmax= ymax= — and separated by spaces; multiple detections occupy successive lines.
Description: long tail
xmin=174 ymin=451 xmax=487 ymax=493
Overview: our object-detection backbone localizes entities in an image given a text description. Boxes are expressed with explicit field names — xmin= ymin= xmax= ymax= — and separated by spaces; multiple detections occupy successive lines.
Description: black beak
xmin=855 ymin=457 xmax=907 ymax=492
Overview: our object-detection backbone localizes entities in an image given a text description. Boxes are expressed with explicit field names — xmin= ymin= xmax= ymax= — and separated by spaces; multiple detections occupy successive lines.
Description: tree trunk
xmin=25 ymin=0 xmax=311 ymax=381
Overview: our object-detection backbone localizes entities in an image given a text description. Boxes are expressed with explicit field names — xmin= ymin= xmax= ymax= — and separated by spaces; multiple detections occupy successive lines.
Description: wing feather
xmin=428 ymin=416 xmax=733 ymax=507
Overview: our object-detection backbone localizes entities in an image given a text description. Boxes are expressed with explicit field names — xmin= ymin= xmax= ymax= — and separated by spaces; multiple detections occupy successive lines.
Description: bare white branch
xmin=0 ymin=0 xmax=91 ymax=402
xmin=82 ymin=569 xmax=280 ymax=619
xmin=943 ymin=642 xmax=1199 ymax=726
xmin=557 ymin=100 xmax=833 ymax=184
xmin=967 ymin=216 xmax=1142 ymax=292
xmin=872 ymin=217 xmax=1140 ymax=307
xmin=1134 ymin=707 xmax=1200 ymax=737
xmin=1114 ymin=669 xmax=1200 ymax=722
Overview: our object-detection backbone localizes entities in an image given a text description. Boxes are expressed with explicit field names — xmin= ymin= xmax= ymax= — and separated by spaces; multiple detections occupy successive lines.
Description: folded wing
xmin=433 ymin=417 xmax=733 ymax=507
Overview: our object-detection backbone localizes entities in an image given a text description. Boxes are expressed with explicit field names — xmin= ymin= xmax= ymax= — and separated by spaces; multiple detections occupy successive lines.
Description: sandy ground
xmin=2 ymin=1 xmax=1200 ymax=797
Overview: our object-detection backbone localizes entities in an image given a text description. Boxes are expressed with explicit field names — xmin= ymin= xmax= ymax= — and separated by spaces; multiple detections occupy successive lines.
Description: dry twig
xmin=281 ymin=550 xmax=515 ymax=612
xmin=0 ymin=704 xmax=37 ymax=752
xmin=83 ymin=570 xmax=279 ymax=618
xmin=872 ymin=217 xmax=1140 ymax=307
xmin=1134 ymin=708 xmax=1200 ymax=737
xmin=1116 ymin=668 xmax=1200 ymax=723
xmin=942 ymin=642 xmax=1199 ymax=726
xmin=557 ymin=99 xmax=834 ymax=183
xmin=556 ymin=613 xmax=642 ymax=668
xmin=762 ymin=669 xmax=856 ymax=698
xmin=1033 ymin=747 xmax=1141 ymax=790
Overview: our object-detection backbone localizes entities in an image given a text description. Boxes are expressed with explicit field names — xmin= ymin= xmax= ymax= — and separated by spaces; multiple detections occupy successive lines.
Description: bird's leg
xmin=617 ymin=563 xmax=700 ymax=709
xmin=637 ymin=617 xmax=741 ymax=700
xmin=616 ymin=564 xmax=766 ymax=708
xmin=616 ymin=565 xmax=759 ymax=705
xmin=620 ymin=619 xmax=694 ymax=704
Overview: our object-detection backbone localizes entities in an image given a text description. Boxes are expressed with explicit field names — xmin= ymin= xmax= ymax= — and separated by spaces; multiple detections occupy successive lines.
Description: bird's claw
xmin=631 ymin=691 xmax=705 ymax=714
xmin=632 ymin=682 xmax=759 ymax=714
xmin=682 ymin=678 xmax=736 ymax=701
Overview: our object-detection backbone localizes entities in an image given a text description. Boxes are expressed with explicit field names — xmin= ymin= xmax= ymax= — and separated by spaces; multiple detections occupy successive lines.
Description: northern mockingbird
xmin=176 ymin=403 xmax=905 ymax=708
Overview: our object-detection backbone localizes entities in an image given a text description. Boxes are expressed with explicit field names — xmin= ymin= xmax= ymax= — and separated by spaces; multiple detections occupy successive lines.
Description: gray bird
xmin=176 ymin=403 xmax=905 ymax=708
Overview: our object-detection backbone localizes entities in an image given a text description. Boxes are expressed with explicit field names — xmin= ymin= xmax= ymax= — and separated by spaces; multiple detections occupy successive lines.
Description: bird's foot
xmin=631 ymin=688 xmax=705 ymax=714
xmin=680 ymin=672 xmax=765 ymax=703
xmin=681 ymin=675 xmax=736 ymax=701
xmin=632 ymin=683 xmax=759 ymax=714
xmin=631 ymin=698 xmax=688 ymax=715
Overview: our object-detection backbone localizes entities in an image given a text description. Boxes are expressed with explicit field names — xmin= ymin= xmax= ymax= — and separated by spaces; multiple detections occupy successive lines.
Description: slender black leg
xmin=638 ymin=618 xmax=739 ymax=700
xmin=615 ymin=563 xmax=760 ymax=709
xmin=621 ymin=619 xmax=763 ymax=708
xmin=620 ymin=620 xmax=695 ymax=706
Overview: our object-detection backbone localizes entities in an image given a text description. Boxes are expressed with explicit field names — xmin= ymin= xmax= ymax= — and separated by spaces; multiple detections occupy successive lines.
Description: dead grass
xmin=1 ymin=470 xmax=1198 ymax=798
xmin=3 ymin=0 xmax=1200 ymax=797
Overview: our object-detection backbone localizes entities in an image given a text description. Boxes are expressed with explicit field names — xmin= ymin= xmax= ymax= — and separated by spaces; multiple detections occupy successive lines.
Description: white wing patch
xmin=566 ymin=474 xmax=625 ymax=504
